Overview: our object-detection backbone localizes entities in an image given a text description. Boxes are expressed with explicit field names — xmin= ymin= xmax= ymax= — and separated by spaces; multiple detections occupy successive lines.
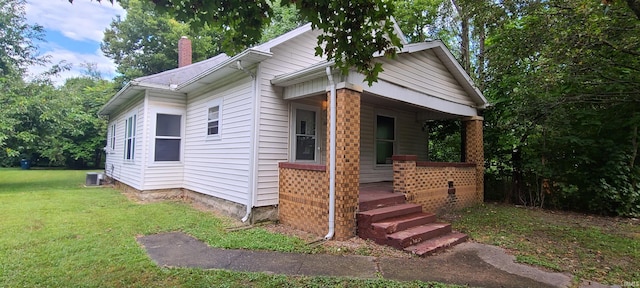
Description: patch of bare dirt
xmin=261 ymin=222 xmax=412 ymax=258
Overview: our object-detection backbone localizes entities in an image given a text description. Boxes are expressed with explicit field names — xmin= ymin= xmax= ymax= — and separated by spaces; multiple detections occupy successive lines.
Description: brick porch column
xmin=463 ymin=116 xmax=484 ymax=203
xmin=327 ymin=83 xmax=361 ymax=240
xmin=392 ymin=155 xmax=417 ymax=201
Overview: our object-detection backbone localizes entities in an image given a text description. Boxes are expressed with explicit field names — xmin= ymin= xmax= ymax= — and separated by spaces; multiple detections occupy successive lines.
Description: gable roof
xmin=272 ymin=40 xmax=488 ymax=109
xmin=98 ymin=19 xmax=437 ymax=117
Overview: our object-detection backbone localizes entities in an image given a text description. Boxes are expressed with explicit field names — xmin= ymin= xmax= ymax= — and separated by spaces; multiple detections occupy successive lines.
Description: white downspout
xmin=237 ymin=60 xmax=256 ymax=223
xmin=325 ymin=66 xmax=337 ymax=240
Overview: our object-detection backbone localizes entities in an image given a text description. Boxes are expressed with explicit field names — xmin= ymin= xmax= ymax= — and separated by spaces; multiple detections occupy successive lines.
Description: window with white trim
xmin=292 ymin=106 xmax=318 ymax=162
xmin=375 ymin=114 xmax=395 ymax=165
xmin=206 ymin=98 xmax=222 ymax=139
xmin=124 ymin=114 xmax=136 ymax=160
xmin=110 ymin=123 xmax=116 ymax=150
xmin=154 ymin=113 xmax=182 ymax=161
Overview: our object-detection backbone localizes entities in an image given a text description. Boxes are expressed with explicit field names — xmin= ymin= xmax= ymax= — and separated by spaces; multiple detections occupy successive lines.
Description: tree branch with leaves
xmin=69 ymin=0 xmax=403 ymax=84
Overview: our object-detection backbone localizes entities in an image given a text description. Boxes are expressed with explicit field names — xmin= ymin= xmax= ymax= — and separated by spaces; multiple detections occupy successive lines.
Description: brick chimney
xmin=178 ymin=36 xmax=192 ymax=67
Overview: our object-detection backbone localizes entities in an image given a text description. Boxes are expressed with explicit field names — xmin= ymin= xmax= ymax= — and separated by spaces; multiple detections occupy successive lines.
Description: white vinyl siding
xmin=104 ymin=98 xmax=145 ymax=190
xmin=376 ymin=50 xmax=474 ymax=106
xmin=183 ymin=76 xmax=253 ymax=204
xmin=142 ymin=90 xmax=187 ymax=190
xmin=255 ymin=29 xmax=326 ymax=206
xmin=360 ymin=102 xmax=428 ymax=183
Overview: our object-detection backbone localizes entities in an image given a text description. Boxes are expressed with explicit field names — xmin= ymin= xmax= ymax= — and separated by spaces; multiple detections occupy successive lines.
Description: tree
xmin=0 ymin=0 xmax=47 ymax=77
xmin=71 ymin=0 xmax=403 ymax=85
xmin=0 ymin=0 xmax=47 ymax=154
xmin=102 ymin=0 xmax=224 ymax=85
xmin=483 ymin=0 xmax=640 ymax=215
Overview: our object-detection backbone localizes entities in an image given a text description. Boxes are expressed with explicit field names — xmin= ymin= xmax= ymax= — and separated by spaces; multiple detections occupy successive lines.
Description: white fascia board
xmin=271 ymin=61 xmax=335 ymax=87
xmin=254 ymin=23 xmax=313 ymax=52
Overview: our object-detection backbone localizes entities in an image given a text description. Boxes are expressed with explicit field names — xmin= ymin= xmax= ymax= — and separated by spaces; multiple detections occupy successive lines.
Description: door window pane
xmin=295 ymin=109 xmax=316 ymax=161
xmin=376 ymin=115 xmax=395 ymax=164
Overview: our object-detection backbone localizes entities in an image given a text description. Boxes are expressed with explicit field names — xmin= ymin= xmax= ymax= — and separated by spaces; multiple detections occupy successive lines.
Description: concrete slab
xmin=297 ymin=254 xmax=378 ymax=278
xmin=137 ymin=232 xmax=610 ymax=288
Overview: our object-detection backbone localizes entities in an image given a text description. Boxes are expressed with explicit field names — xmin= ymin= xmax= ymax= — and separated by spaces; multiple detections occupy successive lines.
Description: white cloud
xmin=25 ymin=0 xmax=124 ymax=43
xmin=24 ymin=0 xmax=125 ymax=85
xmin=28 ymin=45 xmax=118 ymax=86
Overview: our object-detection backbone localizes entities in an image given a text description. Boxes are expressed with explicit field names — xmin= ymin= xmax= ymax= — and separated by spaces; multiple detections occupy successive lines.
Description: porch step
xmin=386 ymin=223 xmax=452 ymax=249
xmin=357 ymin=185 xmax=467 ymax=257
xmin=359 ymin=192 xmax=406 ymax=212
xmin=404 ymin=232 xmax=469 ymax=256
xmin=371 ymin=212 xmax=437 ymax=235
xmin=357 ymin=203 xmax=423 ymax=224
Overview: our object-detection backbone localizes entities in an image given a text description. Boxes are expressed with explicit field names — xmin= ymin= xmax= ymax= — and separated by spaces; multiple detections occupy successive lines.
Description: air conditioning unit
xmin=86 ymin=172 xmax=102 ymax=186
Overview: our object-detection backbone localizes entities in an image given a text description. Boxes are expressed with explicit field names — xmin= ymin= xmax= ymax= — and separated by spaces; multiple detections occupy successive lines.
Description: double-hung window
xmin=375 ymin=114 xmax=395 ymax=165
xmin=110 ymin=123 xmax=116 ymax=150
xmin=124 ymin=114 xmax=136 ymax=160
xmin=154 ymin=113 xmax=182 ymax=162
xmin=206 ymin=98 xmax=222 ymax=139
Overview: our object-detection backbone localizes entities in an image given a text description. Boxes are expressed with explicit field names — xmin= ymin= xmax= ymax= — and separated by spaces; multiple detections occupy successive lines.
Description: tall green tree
xmin=0 ymin=0 xmax=47 ymax=77
xmin=101 ymin=0 xmax=224 ymax=85
xmin=483 ymin=0 xmax=640 ymax=215
xmin=73 ymin=0 xmax=403 ymax=84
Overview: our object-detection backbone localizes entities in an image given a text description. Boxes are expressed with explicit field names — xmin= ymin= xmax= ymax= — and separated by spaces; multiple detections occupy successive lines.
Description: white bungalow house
xmin=99 ymin=23 xmax=488 ymax=241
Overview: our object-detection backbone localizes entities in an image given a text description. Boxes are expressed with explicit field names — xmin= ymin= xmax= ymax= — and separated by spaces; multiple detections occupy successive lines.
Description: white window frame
xmin=374 ymin=112 xmax=396 ymax=167
xmin=206 ymin=98 xmax=223 ymax=140
xmin=109 ymin=123 xmax=116 ymax=150
xmin=123 ymin=113 xmax=137 ymax=161
xmin=290 ymin=104 xmax=320 ymax=163
xmin=151 ymin=107 xmax=185 ymax=164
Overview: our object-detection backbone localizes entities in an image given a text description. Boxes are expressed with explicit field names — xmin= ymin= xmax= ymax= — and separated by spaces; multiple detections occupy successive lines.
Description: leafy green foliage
xmin=101 ymin=0 xmax=224 ymax=86
xmin=0 ymin=0 xmax=47 ymax=77
xmin=482 ymin=0 xmax=640 ymax=216
xmin=76 ymin=0 xmax=404 ymax=85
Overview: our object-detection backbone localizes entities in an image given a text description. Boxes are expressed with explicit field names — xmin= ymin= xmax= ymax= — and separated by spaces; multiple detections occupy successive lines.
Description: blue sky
xmin=25 ymin=0 xmax=125 ymax=85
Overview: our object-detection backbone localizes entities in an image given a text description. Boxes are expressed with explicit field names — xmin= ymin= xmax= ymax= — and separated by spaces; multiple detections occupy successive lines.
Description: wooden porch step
xmin=386 ymin=223 xmax=452 ymax=249
xmin=404 ymin=232 xmax=469 ymax=256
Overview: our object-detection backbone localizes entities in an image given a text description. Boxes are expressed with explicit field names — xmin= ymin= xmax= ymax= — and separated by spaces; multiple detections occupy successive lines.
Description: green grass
xmin=0 ymin=168 xmax=460 ymax=287
xmin=448 ymin=203 xmax=640 ymax=285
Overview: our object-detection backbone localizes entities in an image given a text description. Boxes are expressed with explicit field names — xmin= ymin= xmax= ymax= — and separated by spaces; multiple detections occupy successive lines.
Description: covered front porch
xmin=276 ymin=84 xmax=485 ymax=241
xmin=274 ymin=42 xmax=487 ymax=240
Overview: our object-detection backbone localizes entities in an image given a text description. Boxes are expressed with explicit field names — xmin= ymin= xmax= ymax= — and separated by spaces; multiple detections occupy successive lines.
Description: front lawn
xmin=0 ymin=169 xmax=454 ymax=287
xmin=447 ymin=203 xmax=640 ymax=286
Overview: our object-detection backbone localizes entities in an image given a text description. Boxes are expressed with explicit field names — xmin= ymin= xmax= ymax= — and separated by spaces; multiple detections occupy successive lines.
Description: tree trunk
xmin=452 ymin=0 xmax=471 ymax=73
xmin=507 ymin=148 xmax=523 ymax=204
xmin=476 ymin=23 xmax=486 ymax=90
xmin=626 ymin=0 xmax=640 ymax=19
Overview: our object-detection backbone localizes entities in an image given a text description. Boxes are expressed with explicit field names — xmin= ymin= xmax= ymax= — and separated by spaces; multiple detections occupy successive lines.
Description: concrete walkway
xmin=138 ymin=232 xmax=610 ymax=288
